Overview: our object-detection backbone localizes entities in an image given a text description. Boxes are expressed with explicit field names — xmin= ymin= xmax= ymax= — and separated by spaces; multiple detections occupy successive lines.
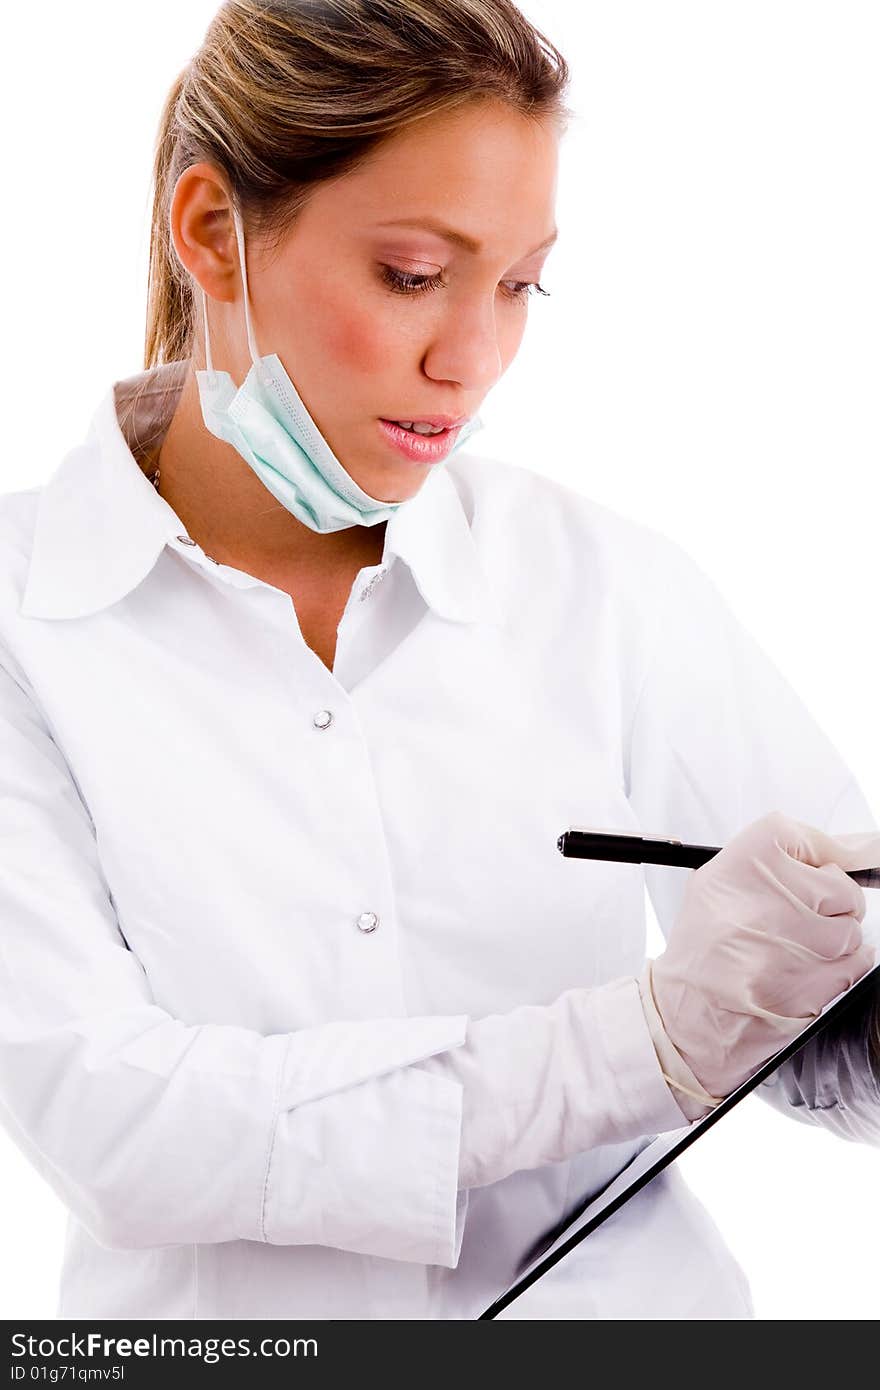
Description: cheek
xmin=501 ymin=315 xmax=528 ymax=367
xmin=316 ymin=292 xmax=394 ymax=376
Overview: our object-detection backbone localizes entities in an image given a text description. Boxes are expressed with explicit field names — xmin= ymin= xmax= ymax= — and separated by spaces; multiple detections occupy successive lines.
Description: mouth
xmin=377 ymin=417 xmax=465 ymax=464
xmin=381 ymin=415 xmax=467 ymax=433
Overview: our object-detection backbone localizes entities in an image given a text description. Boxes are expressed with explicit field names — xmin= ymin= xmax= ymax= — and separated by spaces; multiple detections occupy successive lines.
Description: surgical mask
xmin=195 ymin=205 xmax=485 ymax=534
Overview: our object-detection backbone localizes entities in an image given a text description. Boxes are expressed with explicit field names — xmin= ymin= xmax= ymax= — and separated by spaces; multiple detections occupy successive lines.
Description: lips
xmin=382 ymin=415 xmax=467 ymax=430
xmin=377 ymin=417 xmax=463 ymax=464
xmin=384 ymin=421 xmax=448 ymax=437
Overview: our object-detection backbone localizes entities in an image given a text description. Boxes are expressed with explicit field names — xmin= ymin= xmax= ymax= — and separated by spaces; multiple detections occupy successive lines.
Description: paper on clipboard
xmin=479 ymin=952 xmax=880 ymax=1319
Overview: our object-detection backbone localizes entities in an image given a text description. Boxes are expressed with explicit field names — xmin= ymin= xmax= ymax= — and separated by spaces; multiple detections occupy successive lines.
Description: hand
xmin=648 ymin=811 xmax=879 ymax=1099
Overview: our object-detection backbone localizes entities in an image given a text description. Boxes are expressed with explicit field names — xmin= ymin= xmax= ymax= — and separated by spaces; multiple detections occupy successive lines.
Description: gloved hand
xmin=641 ymin=811 xmax=880 ymax=1105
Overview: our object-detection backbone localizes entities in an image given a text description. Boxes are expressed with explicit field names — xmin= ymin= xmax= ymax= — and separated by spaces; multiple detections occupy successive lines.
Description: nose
xmin=421 ymin=296 xmax=504 ymax=395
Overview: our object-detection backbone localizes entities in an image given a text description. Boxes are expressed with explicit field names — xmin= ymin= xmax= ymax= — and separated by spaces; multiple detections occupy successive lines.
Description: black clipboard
xmin=479 ymin=955 xmax=880 ymax=1318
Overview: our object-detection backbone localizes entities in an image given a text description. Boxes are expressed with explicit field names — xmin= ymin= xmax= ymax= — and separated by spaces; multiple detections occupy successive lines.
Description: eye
xmin=380 ymin=266 xmax=445 ymax=295
xmin=501 ymin=280 xmax=552 ymax=301
xmin=379 ymin=265 xmax=551 ymax=302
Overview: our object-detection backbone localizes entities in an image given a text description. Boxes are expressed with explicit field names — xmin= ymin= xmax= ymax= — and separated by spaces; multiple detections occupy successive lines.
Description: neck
xmin=153 ymin=364 xmax=387 ymax=582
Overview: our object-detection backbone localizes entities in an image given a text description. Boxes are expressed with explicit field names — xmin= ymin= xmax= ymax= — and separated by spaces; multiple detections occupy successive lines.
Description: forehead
xmin=302 ymin=99 xmax=560 ymax=250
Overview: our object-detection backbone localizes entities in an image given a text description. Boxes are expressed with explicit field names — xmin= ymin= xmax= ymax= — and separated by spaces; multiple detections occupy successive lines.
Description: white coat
xmin=0 ymin=360 xmax=878 ymax=1319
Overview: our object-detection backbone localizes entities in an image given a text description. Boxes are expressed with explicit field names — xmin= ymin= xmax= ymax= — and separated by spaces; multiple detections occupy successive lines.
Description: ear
xmin=169 ymin=162 xmax=240 ymax=305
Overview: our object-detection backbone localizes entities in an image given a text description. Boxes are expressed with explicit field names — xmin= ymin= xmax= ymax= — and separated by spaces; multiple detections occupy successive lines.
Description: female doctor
xmin=1 ymin=0 xmax=879 ymax=1321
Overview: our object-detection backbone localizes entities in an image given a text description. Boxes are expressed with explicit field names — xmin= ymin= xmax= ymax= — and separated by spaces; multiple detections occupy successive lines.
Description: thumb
xmin=770 ymin=814 xmax=880 ymax=873
xmin=819 ymin=828 xmax=880 ymax=873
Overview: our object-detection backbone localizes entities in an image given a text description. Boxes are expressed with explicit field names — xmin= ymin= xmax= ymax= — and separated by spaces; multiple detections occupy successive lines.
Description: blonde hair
xmin=144 ymin=0 xmax=572 ymax=369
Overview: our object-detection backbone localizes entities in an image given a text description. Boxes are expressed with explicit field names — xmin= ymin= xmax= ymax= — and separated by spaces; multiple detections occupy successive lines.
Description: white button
xmin=356 ymin=911 xmax=379 ymax=933
xmin=313 ymin=709 xmax=333 ymax=730
xmin=177 ymin=534 xmax=197 ymax=547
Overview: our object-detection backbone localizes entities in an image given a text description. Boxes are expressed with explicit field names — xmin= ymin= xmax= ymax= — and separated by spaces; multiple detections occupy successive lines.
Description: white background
xmin=1 ymin=1 xmax=878 ymax=1318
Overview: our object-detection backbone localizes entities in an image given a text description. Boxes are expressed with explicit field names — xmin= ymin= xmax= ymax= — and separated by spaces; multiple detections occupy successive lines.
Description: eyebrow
xmin=374 ymin=216 xmax=558 ymax=258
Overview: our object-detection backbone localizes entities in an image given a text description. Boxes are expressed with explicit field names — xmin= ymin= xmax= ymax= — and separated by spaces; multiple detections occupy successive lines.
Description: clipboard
xmin=479 ymin=954 xmax=880 ymax=1318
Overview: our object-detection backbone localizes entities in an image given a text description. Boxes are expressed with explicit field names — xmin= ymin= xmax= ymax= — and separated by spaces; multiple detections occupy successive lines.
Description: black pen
xmin=557 ymin=827 xmax=880 ymax=890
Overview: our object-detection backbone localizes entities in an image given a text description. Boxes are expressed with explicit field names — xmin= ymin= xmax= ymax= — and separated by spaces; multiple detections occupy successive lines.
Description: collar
xmin=18 ymin=362 xmax=499 ymax=626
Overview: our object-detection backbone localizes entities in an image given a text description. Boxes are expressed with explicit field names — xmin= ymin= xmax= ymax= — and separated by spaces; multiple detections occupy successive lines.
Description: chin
xmin=373 ymin=484 xmax=422 ymax=505
xmin=362 ymin=464 xmax=426 ymax=505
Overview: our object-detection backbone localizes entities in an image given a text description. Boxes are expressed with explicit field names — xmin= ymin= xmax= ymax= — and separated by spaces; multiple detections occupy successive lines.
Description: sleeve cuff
xmin=636 ymin=961 xmax=725 ymax=1122
xmin=279 ymin=1013 xmax=469 ymax=1108
xmin=593 ymin=973 xmax=703 ymax=1134
xmin=263 ymin=1049 xmax=467 ymax=1266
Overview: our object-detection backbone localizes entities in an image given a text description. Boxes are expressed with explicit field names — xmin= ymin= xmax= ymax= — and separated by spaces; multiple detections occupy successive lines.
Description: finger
xmin=742 ymin=853 xmax=865 ymax=953
xmin=822 ymin=828 xmax=880 ymax=873
xmin=767 ymin=855 xmax=866 ymax=923
xmin=734 ymin=905 xmax=864 ymax=972
xmin=767 ymin=812 xmax=880 ymax=875
xmin=741 ymin=932 xmax=876 ymax=1019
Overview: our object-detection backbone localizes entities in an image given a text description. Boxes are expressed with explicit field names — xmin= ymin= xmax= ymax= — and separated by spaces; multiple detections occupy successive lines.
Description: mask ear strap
xmin=200 ymin=203 xmax=261 ymax=375
xmin=232 ymin=204 xmax=261 ymax=367
xmin=201 ymin=284 xmax=215 ymax=374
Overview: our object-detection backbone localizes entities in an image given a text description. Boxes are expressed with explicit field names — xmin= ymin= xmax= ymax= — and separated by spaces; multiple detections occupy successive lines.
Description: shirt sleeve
xmin=0 ymin=645 xmax=688 ymax=1268
xmin=0 ymin=647 xmax=469 ymax=1263
xmin=625 ymin=533 xmax=880 ymax=1145
xmin=416 ymin=973 xmax=691 ymax=1192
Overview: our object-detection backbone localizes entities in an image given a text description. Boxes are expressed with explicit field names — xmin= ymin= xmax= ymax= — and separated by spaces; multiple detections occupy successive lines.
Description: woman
xmin=1 ymin=0 xmax=878 ymax=1321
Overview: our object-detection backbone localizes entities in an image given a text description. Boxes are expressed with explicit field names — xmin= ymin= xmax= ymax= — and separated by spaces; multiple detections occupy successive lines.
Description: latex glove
xmin=642 ymin=811 xmax=880 ymax=1106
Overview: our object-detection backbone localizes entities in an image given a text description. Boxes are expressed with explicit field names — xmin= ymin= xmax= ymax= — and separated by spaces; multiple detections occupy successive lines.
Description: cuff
xmin=593 ymin=973 xmax=703 ymax=1135
xmin=636 ymin=960 xmax=725 ymax=1123
xmin=262 ymin=1056 xmax=467 ymax=1266
xmin=279 ymin=1013 xmax=469 ymax=1108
